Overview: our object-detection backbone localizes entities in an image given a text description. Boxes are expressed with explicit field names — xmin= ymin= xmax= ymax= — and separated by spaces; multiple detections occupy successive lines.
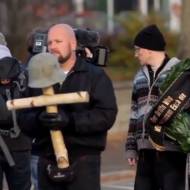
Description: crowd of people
xmin=0 ymin=23 xmax=188 ymax=190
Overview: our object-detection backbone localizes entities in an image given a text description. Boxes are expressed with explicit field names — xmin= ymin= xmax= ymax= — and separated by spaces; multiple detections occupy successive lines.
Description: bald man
xmin=21 ymin=23 xmax=117 ymax=190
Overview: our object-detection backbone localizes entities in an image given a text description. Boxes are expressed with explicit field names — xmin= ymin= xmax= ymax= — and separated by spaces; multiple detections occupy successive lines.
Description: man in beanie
xmin=125 ymin=25 xmax=186 ymax=190
xmin=0 ymin=32 xmax=31 ymax=190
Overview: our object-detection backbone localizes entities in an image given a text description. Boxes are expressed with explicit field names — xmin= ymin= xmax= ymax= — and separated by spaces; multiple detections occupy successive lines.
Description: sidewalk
xmin=101 ymin=83 xmax=135 ymax=189
xmin=101 ymin=131 xmax=135 ymax=190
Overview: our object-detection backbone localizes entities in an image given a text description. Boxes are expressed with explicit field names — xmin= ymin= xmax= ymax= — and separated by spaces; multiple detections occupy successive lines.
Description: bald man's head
xmin=48 ymin=24 xmax=76 ymax=49
xmin=47 ymin=24 xmax=77 ymax=65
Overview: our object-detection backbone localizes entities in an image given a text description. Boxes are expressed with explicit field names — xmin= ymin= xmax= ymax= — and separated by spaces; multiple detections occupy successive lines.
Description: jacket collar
xmin=142 ymin=57 xmax=180 ymax=81
xmin=72 ymin=57 xmax=89 ymax=72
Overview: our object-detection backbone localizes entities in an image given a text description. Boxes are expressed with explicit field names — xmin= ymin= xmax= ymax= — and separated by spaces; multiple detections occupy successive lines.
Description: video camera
xmin=32 ymin=28 xmax=109 ymax=67
xmin=32 ymin=32 xmax=47 ymax=53
xmin=74 ymin=28 xmax=109 ymax=67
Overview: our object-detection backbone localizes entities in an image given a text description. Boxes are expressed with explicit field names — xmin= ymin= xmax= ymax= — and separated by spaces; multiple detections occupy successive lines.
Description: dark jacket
xmin=21 ymin=58 xmax=118 ymax=157
xmin=0 ymin=73 xmax=31 ymax=151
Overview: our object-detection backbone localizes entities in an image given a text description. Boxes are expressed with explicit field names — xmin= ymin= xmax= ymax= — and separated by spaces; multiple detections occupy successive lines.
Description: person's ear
xmin=71 ymin=39 xmax=77 ymax=51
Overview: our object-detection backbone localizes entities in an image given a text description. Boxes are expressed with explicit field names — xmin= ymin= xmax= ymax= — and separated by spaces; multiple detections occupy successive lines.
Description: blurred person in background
xmin=25 ymin=27 xmax=48 ymax=190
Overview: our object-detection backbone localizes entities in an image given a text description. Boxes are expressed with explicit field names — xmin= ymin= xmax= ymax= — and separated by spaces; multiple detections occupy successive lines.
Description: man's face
xmin=47 ymin=28 xmax=72 ymax=63
xmin=134 ymin=46 xmax=150 ymax=66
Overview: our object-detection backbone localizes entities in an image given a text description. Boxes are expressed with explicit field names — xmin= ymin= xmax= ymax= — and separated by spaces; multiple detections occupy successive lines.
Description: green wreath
xmin=161 ymin=58 xmax=190 ymax=153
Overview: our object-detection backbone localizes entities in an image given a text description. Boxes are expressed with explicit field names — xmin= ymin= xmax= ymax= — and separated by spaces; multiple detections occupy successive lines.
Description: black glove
xmin=46 ymin=162 xmax=76 ymax=183
xmin=39 ymin=111 xmax=69 ymax=131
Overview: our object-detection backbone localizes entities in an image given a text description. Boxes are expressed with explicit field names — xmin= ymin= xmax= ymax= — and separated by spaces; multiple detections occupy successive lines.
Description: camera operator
xmin=25 ymin=27 xmax=49 ymax=190
xmin=74 ymin=28 xmax=109 ymax=67
xmin=21 ymin=23 xmax=117 ymax=190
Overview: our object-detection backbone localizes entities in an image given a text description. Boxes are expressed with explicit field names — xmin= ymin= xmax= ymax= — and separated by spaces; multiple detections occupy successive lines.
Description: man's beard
xmin=58 ymin=52 xmax=71 ymax=64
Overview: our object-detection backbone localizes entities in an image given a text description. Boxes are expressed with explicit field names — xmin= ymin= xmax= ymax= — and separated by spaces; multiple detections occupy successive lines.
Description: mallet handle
xmin=43 ymin=87 xmax=69 ymax=169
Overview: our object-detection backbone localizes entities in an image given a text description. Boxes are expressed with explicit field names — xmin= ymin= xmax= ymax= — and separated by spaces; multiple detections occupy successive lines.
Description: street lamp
xmin=107 ymin=0 xmax=114 ymax=35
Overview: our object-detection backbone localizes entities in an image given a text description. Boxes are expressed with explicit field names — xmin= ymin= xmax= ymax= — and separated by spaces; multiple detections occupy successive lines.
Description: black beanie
xmin=134 ymin=24 xmax=166 ymax=51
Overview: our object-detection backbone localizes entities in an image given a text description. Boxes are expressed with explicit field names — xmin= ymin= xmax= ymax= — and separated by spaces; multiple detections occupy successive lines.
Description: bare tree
xmin=178 ymin=0 xmax=190 ymax=59
xmin=0 ymin=0 xmax=34 ymax=59
xmin=0 ymin=0 xmax=74 ymax=60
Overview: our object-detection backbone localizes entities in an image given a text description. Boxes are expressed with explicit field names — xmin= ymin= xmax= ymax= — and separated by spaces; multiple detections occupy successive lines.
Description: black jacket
xmin=0 ymin=80 xmax=31 ymax=151
xmin=21 ymin=58 xmax=117 ymax=157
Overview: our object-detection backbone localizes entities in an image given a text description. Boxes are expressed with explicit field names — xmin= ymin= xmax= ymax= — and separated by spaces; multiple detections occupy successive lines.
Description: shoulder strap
xmin=5 ymin=89 xmax=20 ymax=138
xmin=13 ymin=64 xmax=27 ymax=92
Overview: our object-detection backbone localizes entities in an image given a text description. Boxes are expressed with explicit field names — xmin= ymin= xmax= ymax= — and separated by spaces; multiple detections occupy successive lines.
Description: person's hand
xmin=127 ymin=158 xmax=137 ymax=166
xmin=84 ymin=48 xmax=93 ymax=58
xmin=38 ymin=111 xmax=69 ymax=131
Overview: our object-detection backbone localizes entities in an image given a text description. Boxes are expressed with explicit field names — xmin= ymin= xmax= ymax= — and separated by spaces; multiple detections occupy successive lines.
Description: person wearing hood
xmin=125 ymin=25 xmax=186 ymax=190
xmin=0 ymin=32 xmax=31 ymax=190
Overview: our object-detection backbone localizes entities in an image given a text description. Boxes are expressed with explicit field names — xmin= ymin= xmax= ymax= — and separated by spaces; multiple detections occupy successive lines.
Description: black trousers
xmin=0 ymin=150 xmax=31 ymax=190
xmin=38 ymin=154 xmax=101 ymax=190
xmin=134 ymin=149 xmax=186 ymax=190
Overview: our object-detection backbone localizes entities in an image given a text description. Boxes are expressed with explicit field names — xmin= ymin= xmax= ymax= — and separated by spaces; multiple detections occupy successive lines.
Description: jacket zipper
xmin=142 ymin=70 xmax=169 ymax=140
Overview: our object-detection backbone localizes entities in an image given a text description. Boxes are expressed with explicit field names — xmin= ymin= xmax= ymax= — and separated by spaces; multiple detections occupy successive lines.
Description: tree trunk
xmin=178 ymin=0 xmax=190 ymax=59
